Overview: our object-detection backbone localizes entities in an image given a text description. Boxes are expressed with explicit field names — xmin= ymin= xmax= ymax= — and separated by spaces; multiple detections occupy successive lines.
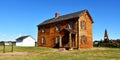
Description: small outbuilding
xmin=16 ymin=35 xmax=35 ymax=47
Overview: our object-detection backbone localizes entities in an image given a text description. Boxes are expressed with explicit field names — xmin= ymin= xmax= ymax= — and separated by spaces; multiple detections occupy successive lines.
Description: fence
xmin=93 ymin=41 xmax=120 ymax=48
xmin=0 ymin=41 xmax=14 ymax=53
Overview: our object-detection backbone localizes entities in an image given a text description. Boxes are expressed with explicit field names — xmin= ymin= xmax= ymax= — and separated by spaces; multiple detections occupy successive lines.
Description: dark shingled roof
xmin=16 ymin=36 xmax=29 ymax=40
xmin=38 ymin=9 xmax=90 ymax=26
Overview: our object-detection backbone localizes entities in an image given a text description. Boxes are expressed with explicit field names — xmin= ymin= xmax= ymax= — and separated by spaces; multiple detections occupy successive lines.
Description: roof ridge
xmin=58 ymin=9 xmax=87 ymax=18
xmin=16 ymin=35 xmax=29 ymax=40
xmin=38 ymin=9 xmax=87 ymax=26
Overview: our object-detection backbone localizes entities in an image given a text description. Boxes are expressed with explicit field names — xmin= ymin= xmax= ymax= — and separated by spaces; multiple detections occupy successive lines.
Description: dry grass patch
xmin=0 ymin=46 xmax=120 ymax=60
xmin=0 ymin=52 xmax=28 ymax=56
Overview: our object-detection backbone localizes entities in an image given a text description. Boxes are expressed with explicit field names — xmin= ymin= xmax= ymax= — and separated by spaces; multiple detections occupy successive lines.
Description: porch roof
xmin=62 ymin=28 xmax=76 ymax=34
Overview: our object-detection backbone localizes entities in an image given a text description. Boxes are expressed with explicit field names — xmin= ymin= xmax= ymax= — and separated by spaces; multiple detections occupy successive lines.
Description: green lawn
xmin=0 ymin=46 xmax=120 ymax=60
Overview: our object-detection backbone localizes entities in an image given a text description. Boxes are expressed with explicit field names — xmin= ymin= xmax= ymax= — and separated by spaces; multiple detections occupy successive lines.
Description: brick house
xmin=37 ymin=9 xmax=94 ymax=49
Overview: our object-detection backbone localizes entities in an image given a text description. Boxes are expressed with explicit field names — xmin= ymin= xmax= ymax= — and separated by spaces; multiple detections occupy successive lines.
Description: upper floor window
xmin=41 ymin=37 xmax=46 ymax=44
xmin=81 ymin=21 xmax=86 ymax=30
xmin=69 ymin=21 xmax=74 ymax=29
xmin=42 ymin=26 xmax=45 ymax=33
xmin=56 ymin=36 xmax=60 ymax=44
xmin=81 ymin=35 xmax=86 ymax=44
xmin=56 ymin=24 xmax=61 ymax=31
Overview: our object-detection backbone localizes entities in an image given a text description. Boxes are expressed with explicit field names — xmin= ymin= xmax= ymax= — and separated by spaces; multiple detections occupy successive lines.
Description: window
xmin=42 ymin=26 xmax=45 ymax=33
xmin=56 ymin=24 xmax=60 ymax=31
xmin=56 ymin=36 xmax=60 ymax=44
xmin=81 ymin=35 xmax=86 ymax=44
xmin=41 ymin=37 xmax=45 ymax=44
xmin=81 ymin=21 xmax=86 ymax=30
xmin=69 ymin=21 xmax=74 ymax=29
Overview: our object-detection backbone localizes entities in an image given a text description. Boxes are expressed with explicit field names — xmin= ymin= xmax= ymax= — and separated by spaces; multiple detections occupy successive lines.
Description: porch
xmin=59 ymin=28 xmax=77 ymax=49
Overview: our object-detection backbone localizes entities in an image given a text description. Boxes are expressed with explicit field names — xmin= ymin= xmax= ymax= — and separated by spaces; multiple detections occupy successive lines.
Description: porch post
xmin=78 ymin=18 xmax=80 ymax=50
xmin=69 ymin=33 xmax=72 ymax=48
xmin=75 ymin=34 xmax=77 ymax=48
xmin=59 ymin=36 xmax=62 ymax=47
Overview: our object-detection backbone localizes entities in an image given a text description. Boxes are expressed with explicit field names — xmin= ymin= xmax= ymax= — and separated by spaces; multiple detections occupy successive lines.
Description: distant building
xmin=37 ymin=9 xmax=94 ymax=49
xmin=16 ymin=35 xmax=35 ymax=46
xmin=93 ymin=29 xmax=120 ymax=47
xmin=4 ymin=41 xmax=12 ymax=46
xmin=103 ymin=29 xmax=120 ymax=43
xmin=104 ymin=29 xmax=109 ymax=43
xmin=0 ymin=41 xmax=16 ymax=46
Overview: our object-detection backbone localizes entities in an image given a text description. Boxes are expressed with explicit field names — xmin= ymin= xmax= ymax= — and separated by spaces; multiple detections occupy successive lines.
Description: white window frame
xmin=42 ymin=27 xmax=45 ymax=33
xmin=56 ymin=24 xmax=60 ymax=31
xmin=81 ymin=21 xmax=86 ymax=30
xmin=56 ymin=36 xmax=60 ymax=44
xmin=69 ymin=21 xmax=74 ymax=29
xmin=41 ymin=37 xmax=45 ymax=44
xmin=81 ymin=35 xmax=86 ymax=44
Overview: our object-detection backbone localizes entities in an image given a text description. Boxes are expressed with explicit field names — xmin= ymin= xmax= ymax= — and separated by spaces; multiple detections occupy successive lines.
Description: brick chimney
xmin=55 ymin=13 xmax=60 ymax=18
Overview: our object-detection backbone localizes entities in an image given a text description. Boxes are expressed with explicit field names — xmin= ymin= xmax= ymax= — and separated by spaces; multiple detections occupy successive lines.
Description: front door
xmin=71 ymin=34 xmax=76 ymax=48
xmin=62 ymin=33 xmax=69 ymax=48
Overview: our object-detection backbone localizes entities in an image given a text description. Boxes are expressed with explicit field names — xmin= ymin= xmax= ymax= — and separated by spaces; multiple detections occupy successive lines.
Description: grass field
xmin=0 ymin=46 xmax=120 ymax=60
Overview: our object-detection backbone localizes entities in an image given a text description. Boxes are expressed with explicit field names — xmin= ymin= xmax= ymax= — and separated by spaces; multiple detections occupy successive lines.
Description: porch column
xmin=69 ymin=33 xmax=72 ymax=48
xmin=78 ymin=18 xmax=81 ymax=49
xmin=75 ymin=34 xmax=77 ymax=48
xmin=59 ymin=36 xmax=62 ymax=47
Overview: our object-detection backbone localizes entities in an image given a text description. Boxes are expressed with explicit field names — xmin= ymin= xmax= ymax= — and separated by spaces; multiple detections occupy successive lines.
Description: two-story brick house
xmin=37 ymin=9 xmax=94 ymax=49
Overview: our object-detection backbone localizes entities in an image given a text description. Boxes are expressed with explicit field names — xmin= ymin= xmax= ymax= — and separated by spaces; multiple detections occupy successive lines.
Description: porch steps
xmin=58 ymin=48 xmax=66 ymax=51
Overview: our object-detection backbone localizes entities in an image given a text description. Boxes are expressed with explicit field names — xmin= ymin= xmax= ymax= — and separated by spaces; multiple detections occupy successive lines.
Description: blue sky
xmin=0 ymin=0 xmax=120 ymax=41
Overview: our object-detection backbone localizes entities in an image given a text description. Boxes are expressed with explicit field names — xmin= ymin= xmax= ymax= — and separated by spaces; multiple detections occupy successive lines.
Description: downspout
xmin=78 ymin=18 xmax=80 ymax=50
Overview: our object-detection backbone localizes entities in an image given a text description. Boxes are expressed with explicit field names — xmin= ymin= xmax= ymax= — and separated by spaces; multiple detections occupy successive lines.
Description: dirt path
xmin=0 ymin=52 xmax=28 ymax=56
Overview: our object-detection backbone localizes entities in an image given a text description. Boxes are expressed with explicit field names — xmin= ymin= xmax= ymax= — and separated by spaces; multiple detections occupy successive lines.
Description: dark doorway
xmin=62 ymin=33 xmax=69 ymax=48
xmin=60 ymin=28 xmax=76 ymax=49
xmin=62 ymin=33 xmax=76 ymax=48
xmin=71 ymin=34 xmax=76 ymax=47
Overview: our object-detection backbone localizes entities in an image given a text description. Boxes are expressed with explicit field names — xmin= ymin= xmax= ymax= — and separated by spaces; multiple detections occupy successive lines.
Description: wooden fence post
xmin=11 ymin=42 xmax=13 ymax=52
xmin=3 ymin=42 xmax=5 ymax=53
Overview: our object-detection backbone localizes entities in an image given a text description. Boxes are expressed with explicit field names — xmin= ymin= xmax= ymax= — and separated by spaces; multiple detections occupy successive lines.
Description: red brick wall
xmin=79 ymin=11 xmax=93 ymax=48
xmin=38 ymin=18 xmax=78 ymax=48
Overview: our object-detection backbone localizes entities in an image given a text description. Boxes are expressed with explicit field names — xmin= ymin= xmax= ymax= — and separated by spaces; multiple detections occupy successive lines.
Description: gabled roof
xmin=63 ymin=28 xmax=76 ymax=34
xmin=60 ymin=28 xmax=76 ymax=34
xmin=38 ymin=9 xmax=93 ymax=26
xmin=16 ymin=35 xmax=29 ymax=40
